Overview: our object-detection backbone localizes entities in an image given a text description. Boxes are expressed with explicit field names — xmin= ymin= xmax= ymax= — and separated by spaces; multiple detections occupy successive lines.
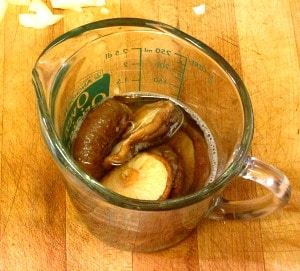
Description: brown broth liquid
xmin=72 ymin=93 xmax=218 ymax=199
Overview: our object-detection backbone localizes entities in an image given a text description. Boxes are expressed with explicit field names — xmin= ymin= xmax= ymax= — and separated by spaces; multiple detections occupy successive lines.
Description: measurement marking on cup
xmin=171 ymin=53 xmax=187 ymax=98
xmin=144 ymin=48 xmax=153 ymax=53
xmin=105 ymin=47 xmax=189 ymax=95
xmin=131 ymin=47 xmax=143 ymax=92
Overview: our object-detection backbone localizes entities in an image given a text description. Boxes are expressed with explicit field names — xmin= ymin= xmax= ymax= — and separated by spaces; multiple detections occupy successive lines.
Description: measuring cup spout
xmin=32 ymin=26 xmax=107 ymax=105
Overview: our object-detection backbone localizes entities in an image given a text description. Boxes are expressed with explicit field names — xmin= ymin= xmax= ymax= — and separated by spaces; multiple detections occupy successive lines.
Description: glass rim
xmin=33 ymin=18 xmax=254 ymax=211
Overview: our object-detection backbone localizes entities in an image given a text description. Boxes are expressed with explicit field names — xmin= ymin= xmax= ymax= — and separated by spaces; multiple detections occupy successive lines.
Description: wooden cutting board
xmin=1 ymin=1 xmax=299 ymax=270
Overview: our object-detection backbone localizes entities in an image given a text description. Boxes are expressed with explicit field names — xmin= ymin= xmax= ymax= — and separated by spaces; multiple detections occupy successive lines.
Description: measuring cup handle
xmin=207 ymin=156 xmax=291 ymax=220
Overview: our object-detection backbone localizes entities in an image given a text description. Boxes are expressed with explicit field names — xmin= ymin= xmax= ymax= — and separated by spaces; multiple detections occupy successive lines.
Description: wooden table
xmin=1 ymin=1 xmax=299 ymax=270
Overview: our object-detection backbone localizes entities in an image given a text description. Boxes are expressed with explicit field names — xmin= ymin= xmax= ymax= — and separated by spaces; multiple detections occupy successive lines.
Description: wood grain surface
xmin=1 ymin=1 xmax=299 ymax=270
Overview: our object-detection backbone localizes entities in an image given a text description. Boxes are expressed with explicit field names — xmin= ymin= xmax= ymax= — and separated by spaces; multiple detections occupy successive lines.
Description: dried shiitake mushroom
xmin=150 ymin=145 xmax=184 ymax=198
xmin=104 ymin=100 xmax=184 ymax=166
xmin=73 ymin=98 xmax=132 ymax=179
xmin=167 ymin=130 xmax=196 ymax=195
xmin=182 ymin=119 xmax=211 ymax=191
xmin=100 ymin=152 xmax=173 ymax=200
xmin=167 ymin=118 xmax=211 ymax=194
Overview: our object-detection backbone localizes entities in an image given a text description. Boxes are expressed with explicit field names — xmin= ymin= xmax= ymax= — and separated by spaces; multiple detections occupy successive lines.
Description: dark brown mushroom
xmin=103 ymin=100 xmax=184 ymax=166
xmin=150 ymin=145 xmax=184 ymax=198
xmin=73 ymin=98 xmax=132 ymax=179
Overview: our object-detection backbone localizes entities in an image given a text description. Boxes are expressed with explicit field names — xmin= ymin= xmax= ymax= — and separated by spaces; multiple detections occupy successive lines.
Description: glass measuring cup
xmin=32 ymin=18 xmax=291 ymax=252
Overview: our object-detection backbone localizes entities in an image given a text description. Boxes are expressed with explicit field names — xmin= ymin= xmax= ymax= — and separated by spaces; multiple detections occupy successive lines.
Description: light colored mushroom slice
xmin=100 ymin=152 xmax=173 ymax=200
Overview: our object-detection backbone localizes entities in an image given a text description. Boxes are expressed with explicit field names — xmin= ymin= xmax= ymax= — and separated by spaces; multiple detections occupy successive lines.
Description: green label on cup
xmin=62 ymin=73 xmax=110 ymax=149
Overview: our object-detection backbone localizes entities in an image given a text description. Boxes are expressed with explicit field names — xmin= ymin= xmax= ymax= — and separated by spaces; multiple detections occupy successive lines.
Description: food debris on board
xmin=193 ymin=4 xmax=205 ymax=15
xmin=0 ymin=0 xmax=9 ymax=21
xmin=0 ymin=0 xmax=107 ymax=28
xmin=51 ymin=0 xmax=106 ymax=12
xmin=19 ymin=0 xmax=63 ymax=29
